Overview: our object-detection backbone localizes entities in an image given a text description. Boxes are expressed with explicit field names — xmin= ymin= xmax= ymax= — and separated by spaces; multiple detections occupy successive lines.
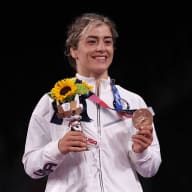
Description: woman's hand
xmin=58 ymin=131 xmax=87 ymax=154
xmin=132 ymin=125 xmax=153 ymax=153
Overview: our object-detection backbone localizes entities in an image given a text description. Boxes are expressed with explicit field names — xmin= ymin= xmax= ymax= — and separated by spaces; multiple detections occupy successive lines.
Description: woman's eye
xmin=87 ymin=40 xmax=97 ymax=44
xmin=104 ymin=40 xmax=113 ymax=45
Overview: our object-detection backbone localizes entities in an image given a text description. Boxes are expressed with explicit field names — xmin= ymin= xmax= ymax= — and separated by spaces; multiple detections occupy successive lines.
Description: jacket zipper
xmin=96 ymin=81 xmax=105 ymax=192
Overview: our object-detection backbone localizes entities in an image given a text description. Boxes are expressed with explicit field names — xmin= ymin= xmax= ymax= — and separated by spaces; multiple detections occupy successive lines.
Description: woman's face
xmin=70 ymin=24 xmax=114 ymax=78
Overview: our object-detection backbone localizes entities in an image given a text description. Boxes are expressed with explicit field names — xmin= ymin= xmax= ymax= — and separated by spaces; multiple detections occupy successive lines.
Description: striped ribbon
xmin=88 ymin=94 xmax=135 ymax=118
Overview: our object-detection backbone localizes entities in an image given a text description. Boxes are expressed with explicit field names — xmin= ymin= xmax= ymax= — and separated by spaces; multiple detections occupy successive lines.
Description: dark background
xmin=3 ymin=2 xmax=192 ymax=192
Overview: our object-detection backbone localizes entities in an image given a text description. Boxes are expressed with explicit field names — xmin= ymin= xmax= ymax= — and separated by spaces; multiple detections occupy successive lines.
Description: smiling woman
xmin=22 ymin=12 xmax=161 ymax=192
xmin=65 ymin=13 xmax=118 ymax=72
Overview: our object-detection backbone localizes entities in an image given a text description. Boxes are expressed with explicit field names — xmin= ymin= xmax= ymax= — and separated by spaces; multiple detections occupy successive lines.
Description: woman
xmin=22 ymin=12 xmax=161 ymax=192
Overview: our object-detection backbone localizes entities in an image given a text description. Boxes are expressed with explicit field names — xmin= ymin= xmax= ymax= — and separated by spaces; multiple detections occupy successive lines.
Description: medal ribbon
xmin=111 ymin=79 xmax=123 ymax=111
xmin=87 ymin=79 xmax=135 ymax=118
xmin=88 ymin=94 xmax=134 ymax=118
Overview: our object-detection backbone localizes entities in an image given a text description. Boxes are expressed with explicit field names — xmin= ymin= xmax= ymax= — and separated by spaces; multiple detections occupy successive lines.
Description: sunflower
xmin=49 ymin=77 xmax=93 ymax=103
xmin=50 ymin=78 xmax=77 ymax=103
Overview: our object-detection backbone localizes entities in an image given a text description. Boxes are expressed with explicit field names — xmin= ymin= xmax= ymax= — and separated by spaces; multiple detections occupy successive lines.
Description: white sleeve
xmin=128 ymin=124 xmax=162 ymax=177
xmin=126 ymin=91 xmax=162 ymax=177
xmin=22 ymin=94 xmax=64 ymax=179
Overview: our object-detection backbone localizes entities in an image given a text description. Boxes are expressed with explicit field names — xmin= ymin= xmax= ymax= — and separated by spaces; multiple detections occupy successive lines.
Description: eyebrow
xmin=86 ymin=35 xmax=113 ymax=39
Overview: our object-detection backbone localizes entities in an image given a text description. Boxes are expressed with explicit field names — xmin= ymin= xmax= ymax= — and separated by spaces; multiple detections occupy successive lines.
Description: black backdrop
xmin=3 ymin=2 xmax=192 ymax=192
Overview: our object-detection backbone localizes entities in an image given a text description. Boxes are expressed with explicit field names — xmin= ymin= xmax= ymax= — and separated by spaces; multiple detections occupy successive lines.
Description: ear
xmin=70 ymin=47 xmax=78 ymax=59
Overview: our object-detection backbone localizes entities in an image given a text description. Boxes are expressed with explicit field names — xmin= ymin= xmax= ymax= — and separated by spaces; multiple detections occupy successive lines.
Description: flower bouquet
xmin=49 ymin=77 xmax=93 ymax=131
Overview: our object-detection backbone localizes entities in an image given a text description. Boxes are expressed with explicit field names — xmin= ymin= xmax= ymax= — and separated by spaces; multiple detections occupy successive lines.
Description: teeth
xmin=95 ymin=56 xmax=106 ymax=61
xmin=96 ymin=58 xmax=105 ymax=62
xmin=95 ymin=56 xmax=105 ymax=59
xmin=97 ymin=56 xmax=105 ymax=58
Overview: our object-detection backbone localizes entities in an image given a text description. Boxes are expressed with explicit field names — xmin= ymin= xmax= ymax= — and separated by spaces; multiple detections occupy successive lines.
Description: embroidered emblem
xmin=33 ymin=162 xmax=57 ymax=176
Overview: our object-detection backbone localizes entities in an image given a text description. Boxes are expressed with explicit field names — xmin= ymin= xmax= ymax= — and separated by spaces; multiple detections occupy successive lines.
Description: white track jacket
xmin=22 ymin=74 xmax=161 ymax=192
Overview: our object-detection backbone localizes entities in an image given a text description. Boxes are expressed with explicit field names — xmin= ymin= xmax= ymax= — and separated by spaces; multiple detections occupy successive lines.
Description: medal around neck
xmin=132 ymin=108 xmax=153 ymax=129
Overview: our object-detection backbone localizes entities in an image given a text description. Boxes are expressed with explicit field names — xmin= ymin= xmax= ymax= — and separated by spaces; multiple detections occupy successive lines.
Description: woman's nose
xmin=96 ymin=41 xmax=105 ymax=51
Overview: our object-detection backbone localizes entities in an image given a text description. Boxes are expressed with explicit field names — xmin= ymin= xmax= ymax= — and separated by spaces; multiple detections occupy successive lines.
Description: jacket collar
xmin=76 ymin=73 xmax=111 ymax=92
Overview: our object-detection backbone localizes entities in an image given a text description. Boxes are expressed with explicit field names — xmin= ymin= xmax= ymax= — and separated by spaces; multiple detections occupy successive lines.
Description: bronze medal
xmin=132 ymin=108 xmax=153 ymax=129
